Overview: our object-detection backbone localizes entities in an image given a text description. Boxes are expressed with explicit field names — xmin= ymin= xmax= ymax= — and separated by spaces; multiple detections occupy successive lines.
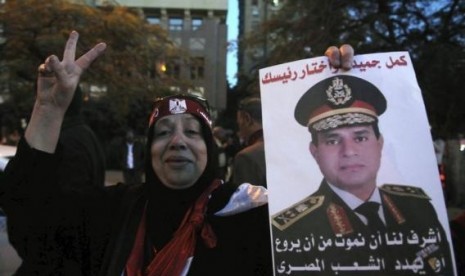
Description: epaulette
xmin=272 ymin=195 xmax=324 ymax=231
xmin=380 ymin=184 xmax=430 ymax=200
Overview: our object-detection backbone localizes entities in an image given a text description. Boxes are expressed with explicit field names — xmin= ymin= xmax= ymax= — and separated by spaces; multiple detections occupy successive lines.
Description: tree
xmin=240 ymin=0 xmax=465 ymax=137
xmin=0 ymin=0 xmax=185 ymax=142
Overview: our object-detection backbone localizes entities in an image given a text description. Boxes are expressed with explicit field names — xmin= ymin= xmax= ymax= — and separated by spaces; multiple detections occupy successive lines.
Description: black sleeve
xmin=193 ymin=204 xmax=273 ymax=276
xmin=0 ymin=137 xmax=121 ymax=274
xmin=206 ymin=181 xmax=240 ymax=214
xmin=1 ymin=137 xmax=62 ymax=211
xmin=0 ymin=137 xmax=69 ymax=273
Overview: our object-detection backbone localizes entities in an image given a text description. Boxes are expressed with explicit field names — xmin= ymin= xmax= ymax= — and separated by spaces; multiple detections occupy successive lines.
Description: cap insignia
xmin=326 ymin=77 xmax=352 ymax=106
xmin=312 ymin=112 xmax=376 ymax=131
xmin=169 ymin=98 xmax=187 ymax=114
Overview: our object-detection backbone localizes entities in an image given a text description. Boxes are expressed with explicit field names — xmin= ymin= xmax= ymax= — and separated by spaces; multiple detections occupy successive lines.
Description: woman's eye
xmin=155 ymin=129 xmax=170 ymax=136
xmin=186 ymin=129 xmax=200 ymax=135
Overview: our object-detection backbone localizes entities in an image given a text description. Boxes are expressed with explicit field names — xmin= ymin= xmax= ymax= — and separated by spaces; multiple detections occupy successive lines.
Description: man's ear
xmin=310 ymin=141 xmax=318 ymax=160
xmin=237 ymin=110 xmax=246 ymax=123
xmin=242 ymin=112 xmax=253 ymax=125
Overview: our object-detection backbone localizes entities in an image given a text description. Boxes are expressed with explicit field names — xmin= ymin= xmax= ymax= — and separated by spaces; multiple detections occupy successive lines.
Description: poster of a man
xmin=260 ymin=53 xmax=456 ymax=275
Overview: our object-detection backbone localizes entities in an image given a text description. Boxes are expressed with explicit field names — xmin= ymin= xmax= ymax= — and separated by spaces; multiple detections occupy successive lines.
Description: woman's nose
xmin=169 ymin=131 xmax=187 ymax=149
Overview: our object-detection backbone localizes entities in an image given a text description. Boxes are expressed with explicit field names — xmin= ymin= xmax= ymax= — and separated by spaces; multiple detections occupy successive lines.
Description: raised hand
xmin=36 ymin=31 xmax=106 ymax=114
xmin=26 ymin=31 xmax=106 ymax=153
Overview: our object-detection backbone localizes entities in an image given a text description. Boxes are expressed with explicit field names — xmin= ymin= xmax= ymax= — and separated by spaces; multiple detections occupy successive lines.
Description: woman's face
xmin=151 ymin=114 xmax=208 ymax=189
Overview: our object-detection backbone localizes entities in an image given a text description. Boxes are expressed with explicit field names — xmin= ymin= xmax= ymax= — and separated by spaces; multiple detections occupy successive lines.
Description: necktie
xmin=355 ymin=202 xmax=385 ymax=231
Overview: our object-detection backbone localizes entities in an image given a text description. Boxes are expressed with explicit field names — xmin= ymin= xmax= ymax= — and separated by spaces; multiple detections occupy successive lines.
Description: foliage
xmin=239 ymin=0 xmax=465 ymax=137
xmin=0 ymin=0 xmax=185 ymax=141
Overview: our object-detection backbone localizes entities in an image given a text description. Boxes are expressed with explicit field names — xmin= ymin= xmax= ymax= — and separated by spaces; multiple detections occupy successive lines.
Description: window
xmin=166 ymin=62 xmax=180 ymax=79
xmin=252 ymin=7 xmax=259 ymax=16
xmin=169 ymin=17 xmax=183 ymax=31
xmin=189 ymin=38 xmax=206 ymax=50
xmin=192 ymin=18 xmax=203 ymax=30
xmin=190 ymin=57 xmax=205 ymax=80
xmin=147 ymin=16 xmax=160 ymax=25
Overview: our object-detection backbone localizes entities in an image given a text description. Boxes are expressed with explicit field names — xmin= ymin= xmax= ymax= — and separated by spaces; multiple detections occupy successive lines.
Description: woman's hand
xmin=36 ymin=31 xmax=106 ymax=115
xmin=25 ymin=31 xmax=106 ymax=153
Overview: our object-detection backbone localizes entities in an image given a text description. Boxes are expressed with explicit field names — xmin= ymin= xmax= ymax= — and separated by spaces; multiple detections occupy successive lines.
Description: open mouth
xmin=165 ymin=156 xmax=192 ymax=168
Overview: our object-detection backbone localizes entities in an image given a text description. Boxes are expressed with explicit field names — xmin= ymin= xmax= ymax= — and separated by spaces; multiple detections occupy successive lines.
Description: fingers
xmin=38 ymin=31 xmax=106 ymax=80
xmin=325 ymin=46 xmax=341 ymax=68
xmin=339 ymin=44 xmax=354 ymax=70
xmin=75 ymin=42 xmax=107 ymax=70
xmin=62 ymin=30 xmax=107 ymax=71
xmin=324 ymin=44 xmax=354 ymax=70
xmin=38 ymin=55 xmax=59 ymax=77
xmin=38 ymin=64 xmax=50 ymax=76
xmin=63 ymin=31 xmax=78 ymax=63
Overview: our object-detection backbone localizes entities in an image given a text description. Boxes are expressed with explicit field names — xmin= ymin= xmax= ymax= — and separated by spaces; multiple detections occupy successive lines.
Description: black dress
xmin=0 ymin=138 xmax=272 ymax=276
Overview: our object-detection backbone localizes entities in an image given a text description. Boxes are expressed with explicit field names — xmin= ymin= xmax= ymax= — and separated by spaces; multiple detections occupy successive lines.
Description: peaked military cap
xmin=294 ymin=75 xmax=387 ymax=132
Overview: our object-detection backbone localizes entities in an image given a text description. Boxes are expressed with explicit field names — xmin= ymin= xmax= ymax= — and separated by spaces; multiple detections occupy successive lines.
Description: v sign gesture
xmin=25 ymin=31 xmax=106 ymax=153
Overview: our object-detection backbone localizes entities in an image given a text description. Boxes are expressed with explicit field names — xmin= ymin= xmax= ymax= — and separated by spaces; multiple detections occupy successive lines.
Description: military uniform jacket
xmin=271 ymin=180 xmax=454 ymax=275
xmin=0 ymin=138 xmax=272 ymax=276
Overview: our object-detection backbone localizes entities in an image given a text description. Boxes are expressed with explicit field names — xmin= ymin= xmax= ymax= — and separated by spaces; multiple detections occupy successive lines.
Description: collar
xmin=327 ymin=182 xmax=385 ymax=224
xmin=246 ymin=129 xmax=263 ymax=146
xmin=326 ymin=182 xmax=382 ymax=210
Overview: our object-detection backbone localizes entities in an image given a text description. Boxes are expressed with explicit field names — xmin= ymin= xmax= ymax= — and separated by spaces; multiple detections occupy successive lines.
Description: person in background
xmin=212 ymin=126 xmax=230 ymax=179
xmin=120 ymin=129 xmax=145 ymax=185
xmin=59 ymin=85 xmax=106 ymax=189
xmin=450 ymin=211 xmax=465 ymax=275
xmin=232 ymin=97 xmax=267 ymax=188
xmin=0 ymin=31 xmax=353 ymax=275
xmin=433 ymin=134 xmax=446 ymax=191
xmin=434 ymin=136 xmax=446 ymax=171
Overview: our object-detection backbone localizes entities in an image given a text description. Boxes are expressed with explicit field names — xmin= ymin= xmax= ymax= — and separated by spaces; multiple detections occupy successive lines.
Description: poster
xmin=259 ymin=52 xmax=456 ymax=275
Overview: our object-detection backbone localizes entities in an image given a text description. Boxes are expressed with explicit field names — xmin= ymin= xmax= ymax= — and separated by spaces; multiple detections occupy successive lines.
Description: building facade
xmin=237 ymin=0 xmax=281 ymax=84
xmin=96 ymin=0 xmax=228 ymax=111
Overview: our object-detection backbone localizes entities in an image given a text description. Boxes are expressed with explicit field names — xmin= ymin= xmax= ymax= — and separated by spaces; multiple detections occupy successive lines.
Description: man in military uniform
xmin=271 ymin=75 xmax=454 ymax=275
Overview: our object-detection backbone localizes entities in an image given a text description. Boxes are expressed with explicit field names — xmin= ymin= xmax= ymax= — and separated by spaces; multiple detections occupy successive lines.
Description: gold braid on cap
xmin=311 ymin=113 xmax=376 ymax=132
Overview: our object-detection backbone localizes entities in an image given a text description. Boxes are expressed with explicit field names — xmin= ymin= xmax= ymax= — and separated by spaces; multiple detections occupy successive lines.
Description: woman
xmin=0 ymin=31 xmax=353 ymax=275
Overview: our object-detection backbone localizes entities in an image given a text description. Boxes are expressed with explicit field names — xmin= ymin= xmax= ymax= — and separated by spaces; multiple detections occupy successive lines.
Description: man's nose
xmin=341 ymin=139 xmax=358 ymax=156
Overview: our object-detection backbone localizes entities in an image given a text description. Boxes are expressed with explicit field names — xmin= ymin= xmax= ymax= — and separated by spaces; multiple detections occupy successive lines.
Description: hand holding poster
xmin=260 ymin=52 xmax=456 ymax=275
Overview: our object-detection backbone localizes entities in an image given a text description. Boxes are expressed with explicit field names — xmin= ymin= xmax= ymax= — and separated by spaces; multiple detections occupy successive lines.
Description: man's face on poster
xmin=310 ymin=124 xmax=383 ymax=196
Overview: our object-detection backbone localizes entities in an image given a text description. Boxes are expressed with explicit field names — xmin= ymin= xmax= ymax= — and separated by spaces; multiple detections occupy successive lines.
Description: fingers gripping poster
xmin=259 ymin=52 xmax=457 ymax=275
